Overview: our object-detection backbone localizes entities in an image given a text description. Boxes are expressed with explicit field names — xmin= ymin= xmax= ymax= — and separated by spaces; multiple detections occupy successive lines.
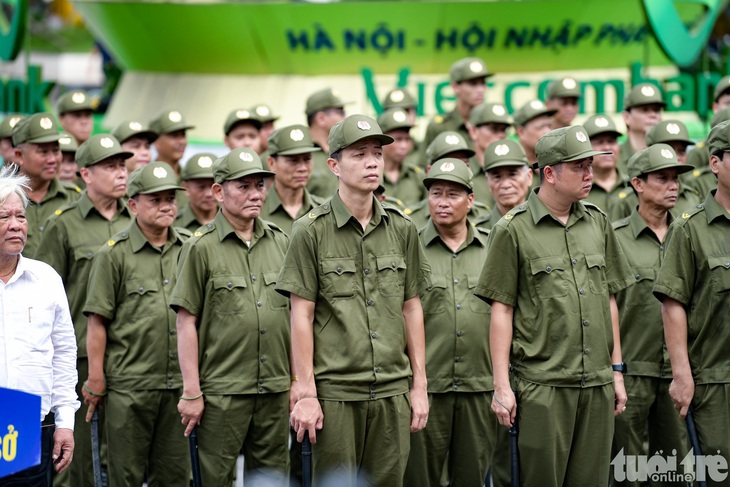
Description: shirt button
xmin=565 ymin=227 xmax=570 ymax=233
xmin=371 ymin=332 xmax=377 ymax=339
xmin=366 ymin=299 xmax=373 ymax=306
xmin=453 ymin=384 xmax=459 ymax=390
xmin=39 ymin=226 xmax=44 ymax=231
xmin=163 ymin=279 xmax=169 ymax=285
xmin=256 ymin=301 xmax=262 ymax=307
xmin=456 ymin=330 xmax=463 ymax=337
xmin=259 ymin=387 xmax=264 ymax=393
xmin=371 ymin=393 xmax=376 ymax=399
xmin=251 ymin=275 xmax=257 ymax=281
xmin=579 ymin=289 xmax=585 ymax=295
xmin=167 ymin=382 xmax=173 ymax=388
xmin=455 ymin=356 xmax=462 ymax=362
xmin=87 ymin=252 xmax=93 ymax=258
xmin=391 ymin=262 xmax=397 ymax=269
xmin=635 ymin=274 xmax=641 ymax=280
xmin=323 ymin=205 xmax=329 ymax=210
xmin=725 ymin=262 xmax=730 ymax=268
xmin=456 ymin=304 xmax=462 ymax=310
xmin=546 ymin=266 xmax=552 ymax=272
xmin=370 ymin=384 xmax=376 ymax=391
xmin=337 ymin=266 xmax=343 ymax=273
xmin=169 ymin=353 xmax=176 ymax=359
xmin=583 ymin=348 xmax=589 ymax=355
xmin=374 ymin=367 xmax=380 ymax=373
xmin=259 ymin=379 xmax=264 ymax=384
xmin=260 ymin=356 xmax=265 ymax=363
xmin=583 ymin=374 xmax=589 ymax=380
xmin=138 ymin=287 xmax=144 ymax=292
xmin=452 ymin=253 xmax=458 ymax=259
xmin=453 ymin=278 xmax=459 ymax=284
xmin=454 ymin=378 xmax=460 ymax=384
xmin=167 ymin=373 xmax=173 ymax=379
xmin=571 ymin=259 xmax=577 ymax=265
xmin=169 ymin=329 xmax=176 ymax=335
xmin=660 ymin=245 xmax=664 ymax=251
xmin=582 ymin=320 xmax=588 ymax=327
xmin=260 ymin=328 xmax=266 ymax=334
xmin=364 ymin=268 xmax=370 ymax=275
xmin=227 ymin=282 xmax=233 ymax=288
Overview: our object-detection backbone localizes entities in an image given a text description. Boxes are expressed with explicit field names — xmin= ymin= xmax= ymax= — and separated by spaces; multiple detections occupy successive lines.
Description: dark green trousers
xmin=692 ymin=383 xmax=730 ymax=487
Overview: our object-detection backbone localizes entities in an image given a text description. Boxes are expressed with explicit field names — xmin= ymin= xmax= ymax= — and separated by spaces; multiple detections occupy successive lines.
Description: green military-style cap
xmin=646 ymin=120 xmax=693 ymax=147
xmin=268 ymin=125 xmax=321 ymax=156
xmin=328 ymin=114 xmax=393 ymax=156
xmin=251 ymin=104 xmax=279 ymax=124
xmin=213 ymin=147 xmax=275 ymax=184
xmin=583 ymin=114 xmax=622 ymax=139
xmin=182 ymin=152 xmax=216 ymax=181
xmin=76 ymin=134 xmax=133 ymax=168
xmin=623 ymin=83 xmax=666 ymax=110
xmin=711 ymin=107 xmax=730 ymax=128
xmin=11 ymin=113 xmax=62 ymax=146
xmin=426 ymin=131 xmax=475 ymax=164
xmin=56 ymin=90 xmax=96 ymax=115
xmin=627 ymin=144 xmax=694 ymax=179
xmin=547 ymin=77 xmax=581 ymax=99
xmin=469 ymin=102 xmax=512 ymax=127
xmin=513 ymin=100 xmax=557 ymax=127
xmin=449 ymin=57 xmax=492 ymax=83
xmin=149 ymin=109 xmax=195 ymax=135
xmin=127 ymin=161 xmax=184 ymax=198
xmin=224 ymin=108 xmax=263 ymax=135
xmin=305 ymin=88 xmax=350 ymax=116
xmin=112 ymin=120 xmax=158 ymax=144
xmin=535 ymin=125 xmax=611 ymax=169
xmin=714 ymin=75 xmax=730 ymax=102
xmin=707 ymin=119 xmax=730 ymax=154
xmin=0 ymin=114 xmax=25 ymax=139
xmin=382 ymin=88 xmax=417 ymax=110
xmin=377 ymin=108 xmax=414 ymax=133
xmin=483 ymin=139 xmax=529 ymax=171
xmin=58 ymin=132 xmax=78 ymax=153
xmin=423 ymin=158 xmax=473 ymax=192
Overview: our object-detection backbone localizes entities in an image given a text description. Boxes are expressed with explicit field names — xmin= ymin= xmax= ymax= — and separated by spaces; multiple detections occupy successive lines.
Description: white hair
xmin=0 ymin=164 xmax=31 ymax=209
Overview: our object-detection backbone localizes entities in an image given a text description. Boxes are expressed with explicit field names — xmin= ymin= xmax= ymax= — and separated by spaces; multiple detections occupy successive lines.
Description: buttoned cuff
xmin=54 ymin=405 xmax=76 ymax=430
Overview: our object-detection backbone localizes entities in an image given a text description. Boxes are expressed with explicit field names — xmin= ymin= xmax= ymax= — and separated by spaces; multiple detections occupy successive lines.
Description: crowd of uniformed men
xmin=1 ymin=55 xmax=729 ymax=487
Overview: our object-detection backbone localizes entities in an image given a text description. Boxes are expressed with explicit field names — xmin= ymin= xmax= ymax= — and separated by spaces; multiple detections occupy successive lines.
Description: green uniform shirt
xmin=170 ymin=211 xmax=291 ymax=395
xmin=306 ymin=146 xmax=339 ymax=199
xmin=616 ymin=182 xmax=701 ymax=221
xmin=469 ymin=160 xmax=495 ymax=209
xmin=419 ymin=221 xmax=492 ymax=393
xmin=34 ymin=192 xmax=132 ymax=357
xmin=474 ymin=189 xmax=634 ymax=387
xmin=275 ymin=192 xmax=431 ymax=400
xmin=653 ymin=191 xmax=730 ymax=385
xmin=474 ymin=204 xmax=505 ymax=231
xmin=617 ymin=139 xmax=635 ymax=175
xmin=584 ymin=171 xmax=632 ymax=222
xmin=83 ymin=222 xmax=188 ymax=391
xmin=175 ymin=203 xmax=205 ymax=233
xmin=260 ymin=186 xmax=324 ymax=236
xmin=613 ymin=209 xmax=673 ymax=378
xmin=24 ymin=178 xmax=81 ymax=258
xmin=405 ymin=198 xmax=490 ymax=231
xmin=422 ymin=109 xmax=472 ymax=152
xmin=382 ymin=163 xmax=426 ymax=208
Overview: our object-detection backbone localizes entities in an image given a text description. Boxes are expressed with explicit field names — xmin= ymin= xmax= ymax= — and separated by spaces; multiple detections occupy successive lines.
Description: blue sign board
xmin=0 ymin=387 xmax=41 ymax=478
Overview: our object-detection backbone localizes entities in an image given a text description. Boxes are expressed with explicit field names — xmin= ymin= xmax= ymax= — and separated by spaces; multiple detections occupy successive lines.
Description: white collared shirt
xmin=0 ymin=255 xmax=79 ymax=429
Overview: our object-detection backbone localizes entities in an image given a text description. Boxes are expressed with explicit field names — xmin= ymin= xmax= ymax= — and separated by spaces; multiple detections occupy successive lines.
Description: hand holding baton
xmin=189 ymin=426 xmax=202 ymax=487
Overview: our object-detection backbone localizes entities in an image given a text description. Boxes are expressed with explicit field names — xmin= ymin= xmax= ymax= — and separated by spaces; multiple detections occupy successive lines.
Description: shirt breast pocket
xmin=529 ymin=257 xmax=569 ymax=299
xmin=125 ymin=279 xmax=160 ymax=315
xmin=321 ymin=258 xmax=357 ymax=299
xmin=263 ymin=272 xmax=289 ymax=310
xmin=73 ymin=245 xmax=99 ymax=263
xmin=586 ymin=254 xmax=607 ymax=295
xmin=422 ymin=274 xmax=449 ymax=315
xmin=377 ymin=255 xmax=407 ymax=297
xmin=708 ymin=256 xmax=730 ymax=294
xmin=211 ymin=275 xmax=249 ymax=314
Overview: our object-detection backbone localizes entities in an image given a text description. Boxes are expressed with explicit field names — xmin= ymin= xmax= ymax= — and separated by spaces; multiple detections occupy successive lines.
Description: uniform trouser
xmin=692 ymin=383 xmax=730 ymax=487
xmin=104 ymin=388 xmax=189 ymax=487
xmin=0 ymin=416 xmax=54 ymax=487
xmin=516 ymin=378 xmax=615 ymax=487
xmin=197 ymin=392 xmax=290 ymax=487
xmin=611 ymin=376 xmax=690 ymax=487
xmin=314 ymin=394 xmax=411 ymax=487
xmin=489 ymin=423 xmax=511 ymax=487
xmin=53 ymin=357 xmax=105 ymax=487
xmin=403 ymin=391 xmax=497 ymax=487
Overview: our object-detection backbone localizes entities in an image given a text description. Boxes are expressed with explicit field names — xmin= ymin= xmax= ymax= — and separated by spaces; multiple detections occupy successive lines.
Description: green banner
xmin=72 ymin=0 xmax=673 ymax=75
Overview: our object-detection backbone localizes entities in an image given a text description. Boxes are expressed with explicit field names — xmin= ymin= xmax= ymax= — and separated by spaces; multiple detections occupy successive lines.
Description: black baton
xmin=686 ymin=409 xmax=707 ymax=487
xmin=90 ymin=409 xmax=104 ymax=487
xmin=189 ymin=426 xmax=203 ymax=487
xmin=302 ymin=434 xmax=313 ymax=487
xmin=509 ymin=392 xmax=520 ymax=487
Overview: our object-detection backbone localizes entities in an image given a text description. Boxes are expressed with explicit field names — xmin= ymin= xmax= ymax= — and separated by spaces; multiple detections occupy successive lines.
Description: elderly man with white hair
xmin=0 ymin=165 xmax=79 ymax=486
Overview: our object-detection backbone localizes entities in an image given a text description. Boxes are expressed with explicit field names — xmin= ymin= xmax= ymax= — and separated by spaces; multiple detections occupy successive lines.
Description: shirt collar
xmin=214 ymin=210 xmax=266 ymax=245
xmin=627 ymin=207 xmax=674 ymax=240
xmin=77 ymin=191 xmax=129 ymax=219
xmin=421 ymin=218 xmax=485 ymax=251
xmin=128 ymin=220 xmax=182 ymax=253
xmin=703 ymin=190 xmax=730 ymax=224
xmin=527 ymin=187 xmax=588 ymax=226
xmin=331 ymin=191 xmax=388 ymax=229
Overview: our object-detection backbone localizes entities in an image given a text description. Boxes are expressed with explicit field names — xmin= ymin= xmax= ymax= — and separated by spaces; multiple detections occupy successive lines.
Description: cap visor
xmin=225 ymin=168 xmax=276 ymax=181
xmin=423 ymin=175 xmax=472 ymax=192
xmin=277 ymin=146 xmax=322 ymax=156
xmin=485 ymin=161 xmax=530 ymax=171
xmin=563 ymin=149 xmax=612 ymax=162
xmin=642 ymin=162 xmax=695 ymax=176
xmin=139 ymin=184 xmax=186 ymax=195
xmin=345 ymin=133 xmax=395 ymax=151
xmin=164 ymin=123 xmax=195 ymax=134
xmin=587 ymin=130 xmax=622 ymax=139
xmin=28 ymin=134 xmax=63 ymax=144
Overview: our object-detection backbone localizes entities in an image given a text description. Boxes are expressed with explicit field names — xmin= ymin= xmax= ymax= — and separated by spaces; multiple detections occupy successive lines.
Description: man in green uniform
xmin=261 ymin=124 xmax=323 ymax=235
xmin=34 ymin=133 xmax=133 ymax=487
xmin=546 ymin=77 xmax=582 ymax=129
xmin=83 ymin=162 xmax=190 ymax=486
xmin=474 ymin=139 xmax=532 ymax=231
xmin=112 ymin=119 xmax=158 ymax=173
xmin=56 ymin=90 xmax=95 ymax=144
xmin=467 ymin=102 xmax=512 ymax=208
xmin=276 ymin=114 xmax=431 ymax=487
xmin=177 ymin=152 xmax=218 ymax=232
xmin=583 ymin=114 xmax=632 ymax=221
xmin=618 ymin=83 xmax=665 ymax=173
xmin=610 ymin=144 xmax=693 ymax=486
xmin=0 ymin=113 xmax=24 ymax=164
xmin=149 ymin=109 xmax=195 ymax=176
xmin=403 ymin=159 xmax=496 ymax=487
xmin=306 ymin=87 xmax=348 ymax=198
xmin=58 ymin=132 xmax=80 ymax=186
xmin=382 ymin=87 xmax=418 ymax=124
xmin=171 ymin=147 xmax=291 ymax=485
xmin=514 ymin=99 xmax=557 ymax=168
xmin=223 ymin=108 xmax=263 ymax=153
xmin=646 ymin=120 xmax=694 ymax=165
xmin=252 ymin=103 xmax=279 ymax=154
xmin=423 ymin=57 xmax=491 ymax=150
xmin=11 ymin=113 xmax=81 ymax=258
xmin=475 ymin=125 xmax=634 ymax=486
xmin=685 ymin=108 xmax=730 ymax=198
xmin=654 ymin=120 xmax=730 ymax=486
xmin=378 ymin=108 xmax=426 ymax=207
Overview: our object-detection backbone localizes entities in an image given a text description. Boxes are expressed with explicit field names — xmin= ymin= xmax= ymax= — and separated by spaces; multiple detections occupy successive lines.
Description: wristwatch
xmin=612 ymin=363 xmax=627 ymax=374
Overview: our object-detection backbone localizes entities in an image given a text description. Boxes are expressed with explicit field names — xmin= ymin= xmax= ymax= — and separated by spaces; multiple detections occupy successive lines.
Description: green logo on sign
xmin=643 ymin=0 xmax=727 ymax=68
xmin=0 ymin=0 xmax=26 ymax=61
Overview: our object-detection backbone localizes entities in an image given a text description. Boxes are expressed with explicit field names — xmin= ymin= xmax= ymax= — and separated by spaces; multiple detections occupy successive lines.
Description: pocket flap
xmin=263 ymin=272 xmax=279 ymax=285
xmin=428 ymin=274 xmax=448 ymax=290
xmin=376 ymin=255 xmax=406 ymax=272
xmin=467 ymin=275 xmax=480 ymax=289
xmin=126 ymin=279 xmax=160 ymax=295
xmin=529 ymin=257 xmax=566 ymax=275
xmin=585 ymin=254 xmax=606 ymax=269
xmin=73 ymin=246 xmax=99 ymax=261
xmin=708 ymin=256 xmax=730 ymax=271
xmin=322 ymin=258 xmax=356 ymax=275
xmin=212 ymin=275 xmax=248 ymax=290
xmin=631 ymin=266 xmax=656 ymax=282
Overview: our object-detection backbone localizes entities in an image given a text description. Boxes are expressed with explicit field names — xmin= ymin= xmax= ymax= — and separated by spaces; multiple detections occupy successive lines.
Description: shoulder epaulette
xmin=408 ymin=165 xmax=422 ymax=175
xmin=381 ymin=201 xmax=411 ymax=221
xmin=192 ymin=222 xmax=216 ymax=238
xmin=582 ymin=200 xmax=607 ymax=218
xmin=500 ymin=204 xmax=527 ymax=224
xmin=403 ymin=199 xmax=427 ymax=216
xmin=106 ymin=229 xmax=131 ymax=248
xmin=676 ymin=204 xmax=705 ymax=225
xmin=617 ymin=190 xmax=631 ymax=200
xmin=612 ymin=218 xmax=629 ymax=230
xmin=52 ymin=200 xmax=78 ymax=217
xmin=696 ymin=140 xmax=705 ymax=148
xmin=298 ymin=201 xmax=332 ymax=226
xmin=60 ymin=181 xmax=81 ymax=193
